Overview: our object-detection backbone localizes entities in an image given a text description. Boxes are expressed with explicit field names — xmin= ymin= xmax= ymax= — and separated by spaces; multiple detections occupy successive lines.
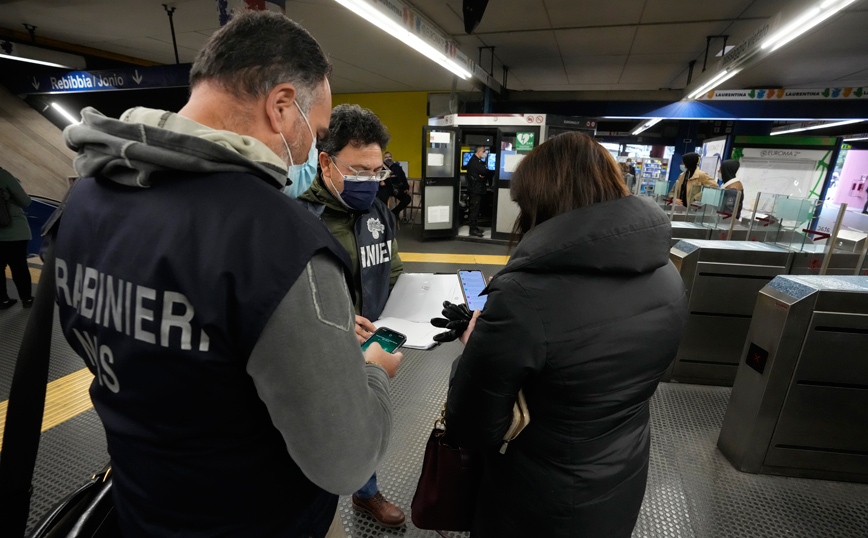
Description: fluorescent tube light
xmin=334 ymin=0 xmax=472 ymax=79
xmin=632 ymin=118 xmax=662 ymax=136
xmin=762 ymin=0 xmax=859 ymax=52
xmin=770 ymin=119 xmax=863 ymax=136
xmin=0 ymin=53 xmax=71 ymax=69
xmin=51 ymin=102 xmax=79 ymax=124
xmin=688 ymin=69 xmax=741 ymax=100
xmin=843 ymin=136 xmax=868 ymax=142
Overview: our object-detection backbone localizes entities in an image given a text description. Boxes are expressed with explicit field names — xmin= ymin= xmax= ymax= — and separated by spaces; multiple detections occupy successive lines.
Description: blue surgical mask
xmin=281 ymin=101 xmax=317 ymax=198
xmin=680 ymin=164 xmax=687 ymax=173
xmin=339 ymin=180 xmax=379 ymax=210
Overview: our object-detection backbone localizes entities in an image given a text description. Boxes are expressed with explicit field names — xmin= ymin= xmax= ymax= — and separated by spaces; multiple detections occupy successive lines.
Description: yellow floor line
xmin=401 ymin=252 xmax=510 ymax=265
xmin=4 ymin=266 xmax=42 ymax=284
xmin=0 ymin=252 xmax=502 ymax=442
xmin=0 ymin=368 xmax=94 ymax=451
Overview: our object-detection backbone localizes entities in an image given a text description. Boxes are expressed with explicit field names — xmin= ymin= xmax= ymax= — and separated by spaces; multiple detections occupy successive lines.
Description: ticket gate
xmin=666 ymin=240 xmax=793 ymax=385
xmin=670 ymin=221 xmax=709 ymax=246
xmin=718 ymin=275 xmax=868 ymax=482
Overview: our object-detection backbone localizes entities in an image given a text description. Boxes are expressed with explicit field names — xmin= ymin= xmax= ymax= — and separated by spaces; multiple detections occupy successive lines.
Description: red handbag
xmin=410 ymin=406 xmax=483 ymax=532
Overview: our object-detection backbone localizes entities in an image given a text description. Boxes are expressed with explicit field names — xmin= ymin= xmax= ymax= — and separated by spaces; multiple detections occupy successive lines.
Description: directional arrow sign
xmin=8 ymin=63 xmax=191 ymax=95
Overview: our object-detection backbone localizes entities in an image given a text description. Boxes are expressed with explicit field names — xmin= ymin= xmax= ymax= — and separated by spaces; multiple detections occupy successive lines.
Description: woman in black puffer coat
xmin=445 ymin=132 xmax=688 ymax=538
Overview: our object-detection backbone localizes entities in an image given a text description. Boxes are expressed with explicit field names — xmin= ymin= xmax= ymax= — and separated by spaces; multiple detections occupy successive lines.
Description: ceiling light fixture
xmin=51 ymin=102 xmax=79 ymax=125
xmin=334 ymin=0 xmax=472 ymax=79
xmin=762 ymin=0 xmax=859 ymax=52
xmin=632 ymin=118 xmax=662 ymax=136
xmin=843 ymin=135 xmax=868 ymax=141
xmin=687 ymin=68 xmax=741 ymax=100
xmin=770 ymin=119 xmax=863 ymax=136
xmin=0 ymin=52 xmax=70 ymax=69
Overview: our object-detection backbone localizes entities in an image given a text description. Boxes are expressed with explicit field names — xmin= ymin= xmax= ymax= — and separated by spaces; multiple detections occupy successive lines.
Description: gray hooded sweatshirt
xmin=60 ymin=107 xmax=393 ymax=501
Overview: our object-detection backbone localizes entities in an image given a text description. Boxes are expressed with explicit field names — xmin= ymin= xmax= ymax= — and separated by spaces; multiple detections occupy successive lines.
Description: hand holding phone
xmin=361 ymin=327 xmax=407 ymax=353
xmin=361 ymin=327 xmax=406 ymax=378
xmin=363 ymin=343 xmax=403 ymax=378
xmin=458 ymin=270 xmax=488 ymax=311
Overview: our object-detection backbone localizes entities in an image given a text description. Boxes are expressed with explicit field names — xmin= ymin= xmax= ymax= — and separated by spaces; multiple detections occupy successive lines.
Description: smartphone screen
xmin=458 ymin=270 xmax=488 ymax=311
xmin=361 ymin=327 xmax=407 ymax=353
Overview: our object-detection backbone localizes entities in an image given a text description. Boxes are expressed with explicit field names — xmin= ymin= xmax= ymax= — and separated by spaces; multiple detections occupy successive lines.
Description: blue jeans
xmin=356 ymin=473 xmax=378 ymax=499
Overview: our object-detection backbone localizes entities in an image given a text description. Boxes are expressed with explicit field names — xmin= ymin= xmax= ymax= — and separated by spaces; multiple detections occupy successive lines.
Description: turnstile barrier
xmin=718 ymin=275 xmax=868 ymax=483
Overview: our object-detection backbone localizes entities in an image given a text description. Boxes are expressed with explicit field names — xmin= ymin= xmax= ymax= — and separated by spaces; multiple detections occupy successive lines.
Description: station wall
xmin=331 ymin=91 xmax=428 ymax=178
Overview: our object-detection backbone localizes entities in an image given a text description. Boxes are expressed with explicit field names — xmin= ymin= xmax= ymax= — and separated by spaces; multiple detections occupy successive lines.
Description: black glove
xmin=430 ymin=301 xmax=473 ymax=343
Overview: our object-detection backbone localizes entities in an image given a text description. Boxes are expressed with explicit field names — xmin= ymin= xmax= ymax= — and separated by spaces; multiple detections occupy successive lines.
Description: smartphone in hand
xmin=361 ymin=327 xmax=407 ymax=353
xmin=458 ymin=270 xmax=488 ymax=311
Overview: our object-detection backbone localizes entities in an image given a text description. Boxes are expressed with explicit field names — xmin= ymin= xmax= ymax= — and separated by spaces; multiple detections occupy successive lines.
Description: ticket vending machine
xmin=421 ymin=126 xmax=460 ymax=239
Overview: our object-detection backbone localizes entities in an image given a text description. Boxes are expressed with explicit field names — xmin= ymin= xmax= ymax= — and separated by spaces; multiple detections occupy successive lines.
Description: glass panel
xmin=744 ymin=192 xmax=781 ymax=242
xmin=425 ymin=129 xmax=456 ymax=178
xmin=498 ymin=134 xmax=533 ymax=180
xmin=766 ymin=195 xmax=821 ymax=252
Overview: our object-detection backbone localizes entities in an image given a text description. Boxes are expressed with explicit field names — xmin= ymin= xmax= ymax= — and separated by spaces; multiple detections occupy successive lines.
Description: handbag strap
xmin=0 ymin=211 xmax=61 ymax=537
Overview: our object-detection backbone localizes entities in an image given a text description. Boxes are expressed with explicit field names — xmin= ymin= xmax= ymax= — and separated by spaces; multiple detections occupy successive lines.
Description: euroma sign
xmin=696 ymin=87 xmax=867 ymax=101
xmin=9 ymin=64 xmax=191 ymax=95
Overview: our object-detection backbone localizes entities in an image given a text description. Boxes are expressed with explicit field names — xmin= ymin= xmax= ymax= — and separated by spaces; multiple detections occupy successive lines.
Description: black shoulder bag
xmin=0 ymin=202 xmax=119 ymax=538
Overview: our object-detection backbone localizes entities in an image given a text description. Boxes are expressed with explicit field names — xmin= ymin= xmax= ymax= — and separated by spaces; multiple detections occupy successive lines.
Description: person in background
xmin=54 ymin=12 xmax=401 ymax=537
xmin=444 ymin=132 xmax=687 ymax=537
xmin=466 ymin=146 xmax=493 ymax=237
xmin=299 ymin=104 xmax=406 ymax=528
xmin=377 ymin=151 xmax=411 ymax=220
xmin=619 ymin=161 xmax=635 ymax=193
xmin=719 ymin=159 xmax=744 ymax=219
xmin=0 ymin=165 xmax=33 ymax=309
xmin=669 ymin=152 xmax=717 ymax=206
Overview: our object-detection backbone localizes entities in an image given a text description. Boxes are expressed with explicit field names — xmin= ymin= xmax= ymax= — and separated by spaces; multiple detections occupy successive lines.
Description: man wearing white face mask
xmin=52 ymin=12 xmax=400 ymax=538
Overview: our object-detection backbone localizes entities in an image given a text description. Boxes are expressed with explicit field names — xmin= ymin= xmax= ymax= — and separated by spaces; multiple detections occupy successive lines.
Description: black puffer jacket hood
xmin=501 ymin=195 xmax=671 ymax=277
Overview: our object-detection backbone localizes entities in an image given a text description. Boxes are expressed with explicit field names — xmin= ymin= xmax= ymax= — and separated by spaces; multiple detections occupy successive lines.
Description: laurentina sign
xmin=11 ymin=64 xmax=191 ymax=95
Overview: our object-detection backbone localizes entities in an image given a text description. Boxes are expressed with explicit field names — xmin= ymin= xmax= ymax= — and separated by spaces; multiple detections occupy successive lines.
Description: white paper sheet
xmin=503 ymin=153 xmax=526 ymax=173
xmin=427 ymin=205 xmax=450 ymax=224
xmin=375 ymin=273 xmax=463 ymax=349
xmin=427 ymin=153 xmax=445 ymax=166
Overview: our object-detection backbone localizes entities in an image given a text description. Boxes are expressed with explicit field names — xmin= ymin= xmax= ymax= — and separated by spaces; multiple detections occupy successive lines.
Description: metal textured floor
xmin=3 ymin=268 xmax=868 ymax=536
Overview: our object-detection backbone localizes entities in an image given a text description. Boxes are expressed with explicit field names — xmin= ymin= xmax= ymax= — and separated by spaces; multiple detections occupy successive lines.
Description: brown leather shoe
xmin=351 ymin=491 xmax=406 ymax=527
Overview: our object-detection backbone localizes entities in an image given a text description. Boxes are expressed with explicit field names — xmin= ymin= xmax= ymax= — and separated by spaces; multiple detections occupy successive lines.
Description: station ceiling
xmin=0 ymin=0 xmax=867 ymax=96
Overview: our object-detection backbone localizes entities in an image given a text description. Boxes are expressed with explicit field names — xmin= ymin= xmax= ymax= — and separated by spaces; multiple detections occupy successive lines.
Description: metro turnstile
xmin=666 ymin=240 xmax=793 ymax=385
xmin=670 ymin=221 xmax=709 ymax=246
xmin=718 ymin=275 xmax=868 ymax=482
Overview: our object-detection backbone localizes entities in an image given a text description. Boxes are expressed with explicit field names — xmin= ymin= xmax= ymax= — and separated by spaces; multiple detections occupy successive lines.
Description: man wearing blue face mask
xmin=300 ymin=103 xmax=405 ymax=528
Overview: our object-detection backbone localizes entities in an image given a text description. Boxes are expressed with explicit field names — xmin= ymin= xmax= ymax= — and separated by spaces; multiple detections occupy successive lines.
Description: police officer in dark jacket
xmin=446 ymin=132 xmax=687 ymax=537
xmin=465 ymin=146 xmax=493 ymax=237
xmin=53 ymin=12 xmax=401 ymax=538
xmin=376 ymin=151 xmax=411 ymax=219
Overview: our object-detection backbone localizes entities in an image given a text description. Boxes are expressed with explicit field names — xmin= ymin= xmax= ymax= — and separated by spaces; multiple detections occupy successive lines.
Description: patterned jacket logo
xmin=367 ymin=218 xmax=385 ymax=239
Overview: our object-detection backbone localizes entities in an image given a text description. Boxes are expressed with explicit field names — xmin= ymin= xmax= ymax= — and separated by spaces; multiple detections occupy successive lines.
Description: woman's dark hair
xmin=189 ymin=11 xmax=331 ymax=113
xmin=510 ymin=132 xmax=629 ymax=240
xmin=319 ymin=104 xmax=391 ymax=155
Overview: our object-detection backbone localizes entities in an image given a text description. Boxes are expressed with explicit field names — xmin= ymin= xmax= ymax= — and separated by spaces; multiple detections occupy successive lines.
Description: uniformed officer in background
xmin=466 ymin=146 xmax=494 ymax=237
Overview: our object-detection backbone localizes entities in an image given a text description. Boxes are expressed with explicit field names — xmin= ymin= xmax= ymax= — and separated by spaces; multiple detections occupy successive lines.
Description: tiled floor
xmin=3 ymin=231 xmax=868 ymax=537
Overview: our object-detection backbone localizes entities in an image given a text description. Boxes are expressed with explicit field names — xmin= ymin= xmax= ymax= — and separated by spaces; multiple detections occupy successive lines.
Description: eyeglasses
xmin=330 ymin=155 xmax=391 ymax=182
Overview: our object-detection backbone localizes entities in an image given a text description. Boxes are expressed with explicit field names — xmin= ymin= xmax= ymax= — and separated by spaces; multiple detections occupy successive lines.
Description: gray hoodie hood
xmin=63 ymin=107 xmax=288 ymax=189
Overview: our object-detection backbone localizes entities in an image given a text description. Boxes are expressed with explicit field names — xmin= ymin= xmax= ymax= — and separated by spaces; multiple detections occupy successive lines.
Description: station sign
xmin=697 ymin=87 xmax=867 ymax=101
xmin=8 ymin=63 xmax=191 ymax=95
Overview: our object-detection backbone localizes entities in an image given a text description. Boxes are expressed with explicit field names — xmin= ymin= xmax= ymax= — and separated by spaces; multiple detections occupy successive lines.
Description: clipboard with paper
xmin=374 ymin=273 xmax=464 ymax=349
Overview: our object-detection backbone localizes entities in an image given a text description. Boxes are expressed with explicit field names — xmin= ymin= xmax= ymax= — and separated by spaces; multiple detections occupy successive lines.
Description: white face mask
xmin=680 ymin=164 xmax=687 ymax=173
